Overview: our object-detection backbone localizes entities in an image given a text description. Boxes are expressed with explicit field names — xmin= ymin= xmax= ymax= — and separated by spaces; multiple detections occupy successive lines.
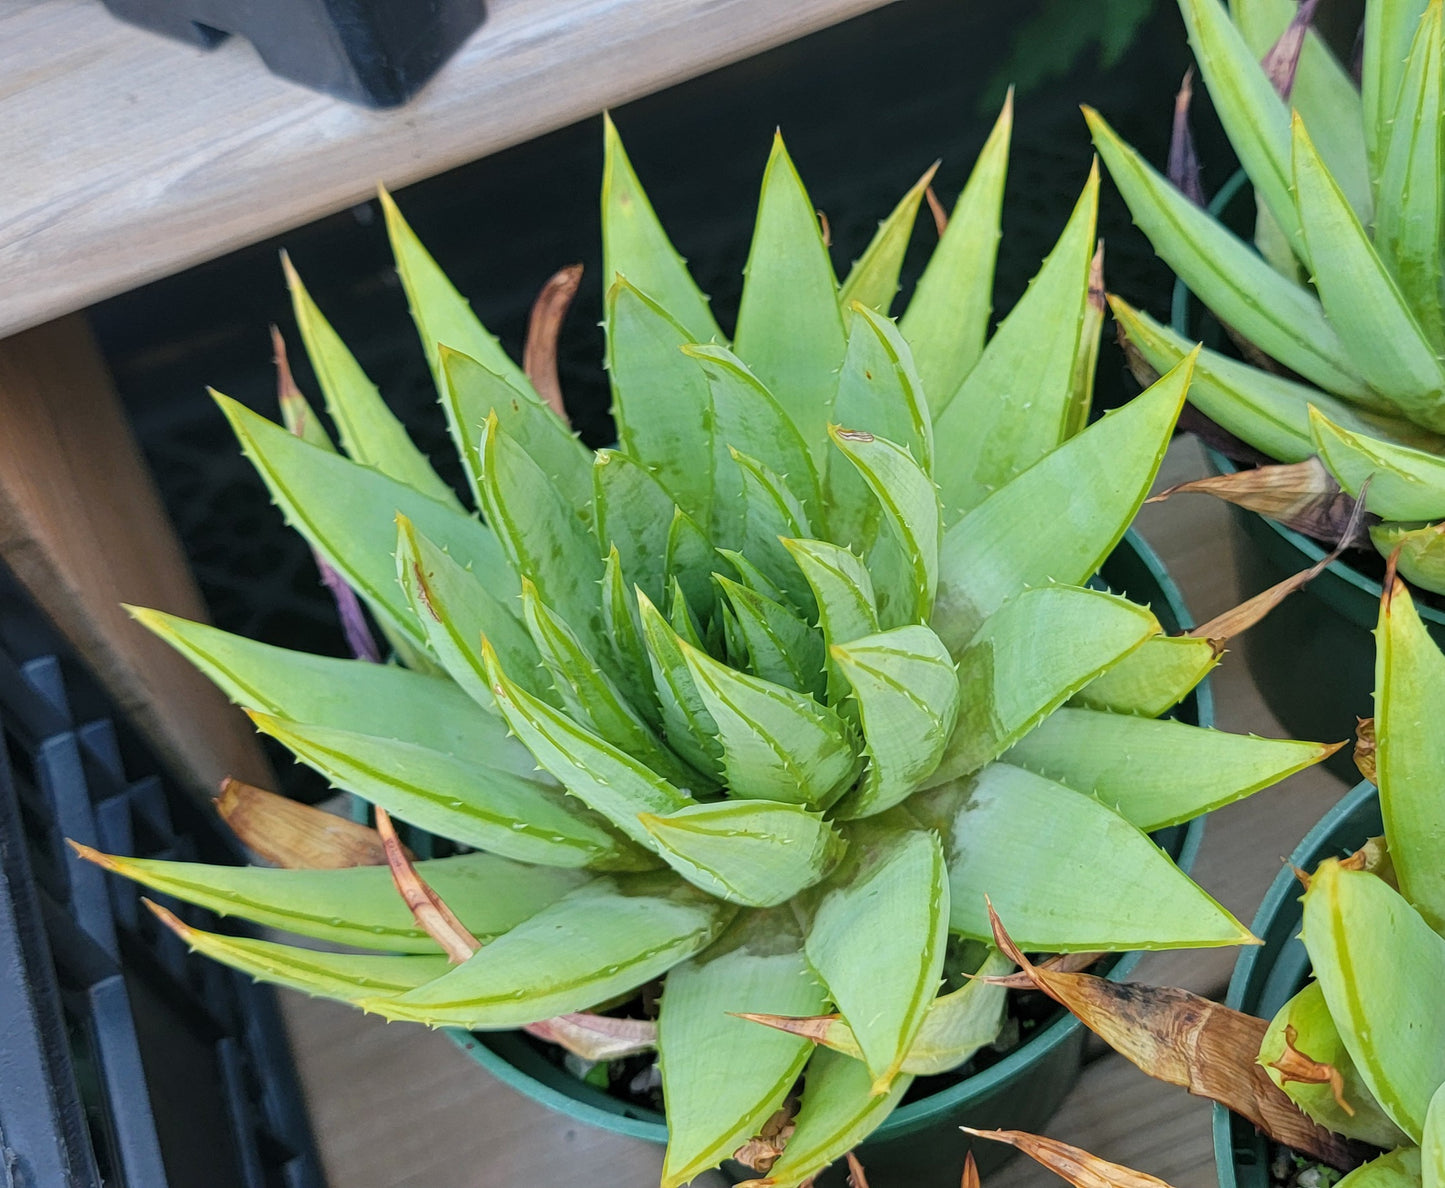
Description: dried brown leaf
xmin=987 ymin=951 xmax=1104 ymax=990
xmin=925 ymin=185 xmax=949 ymax=238
xmin=732 ymin=1012 xmax=839 ymax=1045
xmin=1340 ymin=835 xmax=1396 ymax=890
xmin=1148 ymin=458 xmax=1366 ymax=546
xmin=1261 ymin=0 xmax=1321 ymax=99
xmin=1269 ymin=1024 xmax=1354 ymax=1116
xmin=523 ymin=263 xmax=582 ymax=426
xmin=271 ymin=325 xmax=306 ymax=428
xmin=983 ymin=902 xmax=1367 ymax=1170
xmin=818 ymin=210 xmax=832 ymax=249
xmin=214 ymin=778 xmax=401 ymax=869
xmin=734 ymin=1100 xmax=798 ymax=1174
xmin=1168 ymin=68 xmax=1205 ymax=207
xmin=961 ymin=1128 xmax=1177 ymax=1188
xmin=1354 ymin=717 xmax=1377 ymax=784
xmin=961 ymin=1150 xmax=980 ymax=1188
xmin=374 ymin=806 xmax=478 ymax=963
xmin=524 ymin=1013 xmax=657 ymax=1061
xmin=846 ymin=1151 xmax=870 ymax=1188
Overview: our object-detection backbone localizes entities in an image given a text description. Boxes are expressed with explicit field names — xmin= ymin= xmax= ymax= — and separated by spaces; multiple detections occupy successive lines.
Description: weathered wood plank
xmin=0 ymin=0 xmax=895 ymax=339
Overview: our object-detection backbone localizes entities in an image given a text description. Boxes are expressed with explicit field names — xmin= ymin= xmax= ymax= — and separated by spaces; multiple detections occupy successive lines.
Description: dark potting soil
xmin=1268 ymin=1146 xmax=1348 ymax=1188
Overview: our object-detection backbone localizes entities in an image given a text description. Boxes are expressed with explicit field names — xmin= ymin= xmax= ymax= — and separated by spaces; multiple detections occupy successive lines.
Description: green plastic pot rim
xmin=1210 ymin=780 xmax=1379 ymax=1186
xmin=446 ymin=528 xmax=1211 ymax=1146
xmin=1168 ymin=169 xmax=1445 ymax=631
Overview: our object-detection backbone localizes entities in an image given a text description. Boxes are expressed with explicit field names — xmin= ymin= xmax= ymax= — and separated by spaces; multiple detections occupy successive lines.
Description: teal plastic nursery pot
xmin=447 ymin=531 xmax=1210 ymax=1188
xmin=1170 ymin=171 xmax=1445 ymax=777
xmin=1212 ymin=781 xmax=1381 ymax=1188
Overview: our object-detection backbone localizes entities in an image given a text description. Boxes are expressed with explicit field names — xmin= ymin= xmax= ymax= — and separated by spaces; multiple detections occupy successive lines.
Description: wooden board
xmin=0 ymin=0 xmax=895 ymax=339
xmin=0 ymin=315 xmax=271 ymax=799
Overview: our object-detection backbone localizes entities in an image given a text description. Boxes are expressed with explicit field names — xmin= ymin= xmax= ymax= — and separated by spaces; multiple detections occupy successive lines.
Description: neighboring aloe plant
xmin=1087 ymin=0 xmax=1445 ymax=593
xmin=76 ymin=110 xmax=1336 ymax=1188
xmin=979 ymin=571 xmax=1445 ymax=1188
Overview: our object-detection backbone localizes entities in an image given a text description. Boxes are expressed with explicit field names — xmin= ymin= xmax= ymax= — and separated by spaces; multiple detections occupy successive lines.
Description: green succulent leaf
xmin=635 ymin=591 xmax=725 ymax=778
xmin=741 ymin=1048 xmax=911 ymax=1188
xmin=665 ymin=506 xmax=723 ymax=623
xmin=482 ymin=638 xmax=699 ymax=845
xmin=519 ymin=581 xmax=698 ymax=789
xmin=930 ymin=586 xmax=1157 ymax=784
xmin=803 ymin=820 xmax=948 ymax=1090
xmin=658 ymin=911 xmax=827 ymax=1188
xmin=920 ymin=763 xmax=1254 ymax=950
xmin=85 ymin=850 xmax=586 ymax=954
xmin=676 ymin=631 xmax=860 ymax=809
xmin=729 ymin=450 xmax=817 ymax=614
xmin=684 ymin=343 xmax=822 ymax=527
xmin=1371 ymin=521 xmax=1445 ymax=595
xmin=1111 ymin=298 xmax=1445 ymax=461
xmin=605 ymin=278 xmax=715 ymax=527
xmin=751 ymin=947 xmax=1011 ymax=1076
xmin=476 ymin=413 xmax=607 ymax=658
xmin=1005 ymin=707 xmax=1337 ymax=832
xmin=830 ymin=306 xmax=935 ymax=553
xmin=1178 ymin=0 xmax=1302 ymax=256
xmin=829 ymin=625 xmax=960 ymax=819
xmin=640 ymin=800 xmax=846 ymax=907
xmin=933 ymin=353 xmax=1190 ymax=650
xmin=396 ymin=515 xmax=551 ymax=711
xmin=782 ymin=538 xmax=880 ymax=646
xmin=1338 ymin=1149 xmax=1424 ymax=1188
xmin=839 ymin=163 xmax=938 ymax=318
xmin=249 ymin=711 xmax=640 ymax=870
xmin=213 ymin=393 xmax=505 ymax=649
xmin=157 ymin=916 xmax=452 ymax=1004
xmin=601 ymin=114 xmax=723 ymax=346
xmin=1303 ymin=858 xmax=1445 ymax=1141
xmin=932 ymin=164 xmax=1099 ymax=521
xmin=1375 ymin=577 xmax=1445 ymax=930
xmin=380 ymin=188 xmax=535 ymax=401
xmin=283 ymin=256 xmax=459 ymax=505
xmin=128 ymin=608 xmax=530 ymax=766
xmin=1067 ymin=632 xmax=1218 ymax=717
xmin=1085 ymin=108 xmax=1372 ymax=401
xmin=1310 ymin=407 xmax=1445 ymax=521
xmin=1293 ymin=114 xmax=1445 ymax=428
xmin=1363 ymin=0 xmax=1434 ymax=183
xmin=1260 ymin=980 xmax=1409 ymax=1149
xmin=371 ymin=873 xmax=737 ymax=1028
xmin=733 ymin=132 xmax=848 ymax=460
xmin=592 ymin=449 xmax=675 ymax=607
xmin=830 ymin=427 xmax=940 ymax=625
xmin=600 ymin=546 xmax=663 ymax=724
xmin=440 ymin=346 xmax=592 ymax=518
xmin=1232 ymin=0 xmax=1372 ymax=222
xmin=1426 ymin=1082 xmax=1445 ymax=1188
xmin=715 ymin=574 xmax=826 ymax=699
xmin=902 ymin=95 xmax=1012 ymax=410
xmin=1374 ymin=0 xmax=1445 ymax=351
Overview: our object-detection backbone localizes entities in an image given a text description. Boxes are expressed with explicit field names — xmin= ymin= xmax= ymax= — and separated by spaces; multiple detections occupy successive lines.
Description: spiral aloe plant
xmin=1087 ymin=0 xmax=1445 ymax=593
xmin=79 ymin=107 xmax=1335 ymax=1187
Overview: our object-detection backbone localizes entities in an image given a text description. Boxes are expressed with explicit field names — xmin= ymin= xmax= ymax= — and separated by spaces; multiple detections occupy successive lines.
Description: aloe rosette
xmin=1251 ymin=576 xmax=1445 ymax=1184
xmin=1087 ymin=0 xmax=1445 ymax=593
xmin=83 ymin=108 xmax=1334 ymax=1187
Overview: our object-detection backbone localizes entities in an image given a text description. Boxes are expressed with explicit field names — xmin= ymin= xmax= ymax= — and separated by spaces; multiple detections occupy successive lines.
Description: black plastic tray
xmin=0 ymin=567 xmax=323 ymax=1188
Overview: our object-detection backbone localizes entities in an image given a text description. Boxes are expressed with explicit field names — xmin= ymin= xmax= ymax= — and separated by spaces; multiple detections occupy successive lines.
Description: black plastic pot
xmin=1170 ymin=173 xmax=1445 ymax=777
xmin=98 ymin=0 xmax=485 ymax=107
xmin=441 ymin=531 xmax=1210 ymax=1188
xmin=0 ymin=567 xmax=321 ymax=1188
xmin=1212 ymin=780 xmax=1380 ymax=1188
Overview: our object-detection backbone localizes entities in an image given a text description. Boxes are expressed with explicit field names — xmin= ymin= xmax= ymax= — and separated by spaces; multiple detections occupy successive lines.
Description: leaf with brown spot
xmin=523 ymin=263 xmax=582 ymax=425
xmin=961 ymin=1128 xmax=1177 ymax=1188
xmin=214 ymin=777 xmax=401 ymax=869
xmin=1147 ymin=458 xmax=1370 ymax=547
xmin=983 ymin=903 xmax=1369 ymax=1170
xmin=1269 ymin=1024 xmax=1354 ymax=1116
